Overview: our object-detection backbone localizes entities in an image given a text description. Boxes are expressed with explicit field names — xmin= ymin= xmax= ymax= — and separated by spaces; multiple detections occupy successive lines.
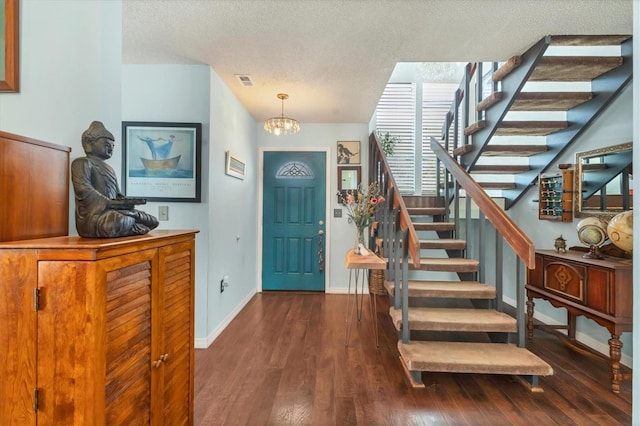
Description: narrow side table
xmin=344 ymin=248 xmax=387 ymax=347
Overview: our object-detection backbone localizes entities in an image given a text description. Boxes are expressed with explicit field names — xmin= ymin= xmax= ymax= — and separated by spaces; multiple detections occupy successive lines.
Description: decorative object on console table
xmin=576 ymin=216 xmax=609 ymax=259
xmin=538 ymin=168 xmax=573 ymax=222
xmin=526 ymin=248 xmax=632 ymax=393
xmin=554 ymin=235 xmax=567 ymax=253
xmin=0 ymin=230 xmax=198 ymax=424
xmin=122 ymin=121 xmax=202 ymax=202
xmin=337 ymin=182 xmax=384 ymax=255
xmin=72 ymin=121 xmax=159 ymax=238
xmin=607 ymin=210 xmax=633 ymax=254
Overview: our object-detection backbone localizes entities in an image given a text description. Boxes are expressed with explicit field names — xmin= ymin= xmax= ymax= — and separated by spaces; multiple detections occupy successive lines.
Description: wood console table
xmin=344 ymin=248 xmax=387 ymax=347
xmin=526 ymin=249 xmax=632 ymax=393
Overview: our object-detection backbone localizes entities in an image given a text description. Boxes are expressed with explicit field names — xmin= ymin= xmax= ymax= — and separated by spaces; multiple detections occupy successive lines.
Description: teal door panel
xmin=262 ymin=151 xmax=326 ymax=291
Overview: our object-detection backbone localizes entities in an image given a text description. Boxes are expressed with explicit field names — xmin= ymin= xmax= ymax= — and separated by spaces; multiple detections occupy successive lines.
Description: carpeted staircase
xmin=372 ymin=34 xmax=632 ymax=391
xmin=382 ymin=204 xmax=552 ymax=389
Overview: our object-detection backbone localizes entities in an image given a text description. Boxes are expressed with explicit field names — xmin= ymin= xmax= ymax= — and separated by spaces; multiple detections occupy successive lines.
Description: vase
xmin=354 ymin=227 xmax=366 ymax=255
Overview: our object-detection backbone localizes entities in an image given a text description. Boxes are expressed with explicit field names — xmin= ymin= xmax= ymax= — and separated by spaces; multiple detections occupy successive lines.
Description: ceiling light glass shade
xmin=264 ymin=116 xmax=300 ymax=135
xmin=264 ymin=93 xmax=300 ymax=135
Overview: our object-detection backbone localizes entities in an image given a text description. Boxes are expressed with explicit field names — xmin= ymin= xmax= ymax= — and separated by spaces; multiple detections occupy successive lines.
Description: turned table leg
xmin=567 ymin=313 xmax=576 ymax=340
xmin=608 ymin=334 xmax=623 ymax=394
xmin=526 ymin=297 xmax=534 ymax=339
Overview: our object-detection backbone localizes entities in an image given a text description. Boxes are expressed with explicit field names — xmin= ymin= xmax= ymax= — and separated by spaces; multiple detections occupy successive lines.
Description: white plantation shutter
xmin=421 ymin=82 xmax=459 ymax=195
xmin=375 ymin=83 xmax=416 ymax=194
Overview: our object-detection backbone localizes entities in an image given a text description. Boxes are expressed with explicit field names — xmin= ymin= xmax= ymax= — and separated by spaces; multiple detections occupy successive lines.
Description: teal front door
xmin=262 ymin=151 xmax=326 ymax=291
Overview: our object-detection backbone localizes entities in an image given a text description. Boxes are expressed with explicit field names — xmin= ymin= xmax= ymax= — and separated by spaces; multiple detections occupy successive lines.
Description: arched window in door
xmin=276 ymin=161 xmax=314 ymax=179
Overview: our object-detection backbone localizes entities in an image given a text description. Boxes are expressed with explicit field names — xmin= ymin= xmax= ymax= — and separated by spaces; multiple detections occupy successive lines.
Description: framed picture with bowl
xmin=122 ymin=121 xmax=202 ymax=202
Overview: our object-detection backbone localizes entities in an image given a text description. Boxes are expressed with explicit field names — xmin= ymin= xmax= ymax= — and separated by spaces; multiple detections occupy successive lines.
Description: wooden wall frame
xmin=0 ymin=0 xmax=19 ymax=92
xmin=122 ymin=121 xmax=202 ymax=202
xmin=337 ymin=165 xmax=361 ymax=202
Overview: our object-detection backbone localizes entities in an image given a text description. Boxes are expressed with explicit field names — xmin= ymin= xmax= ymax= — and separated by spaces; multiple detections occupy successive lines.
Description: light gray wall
xmin=121 ymin=64 xmax=262 ymax=347
xmin=0 ymin=0 xmax=122 ymax=234
xmin=507 ymin=84 xmax=633 ymax=363
xmin=122 ymin=64 xmax=211 ymax=340
xmin=204 ymin=70 xmax=258 ymax=346
xmin=256 ymin=123 xmax=370 ymax=293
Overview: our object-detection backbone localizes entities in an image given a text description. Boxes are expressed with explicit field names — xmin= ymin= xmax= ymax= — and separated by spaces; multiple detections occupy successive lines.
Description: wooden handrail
xmin=369 ymin=133 xmax=421 ymax=268
xmin=430 ymin=137 xmax=535 ymax=268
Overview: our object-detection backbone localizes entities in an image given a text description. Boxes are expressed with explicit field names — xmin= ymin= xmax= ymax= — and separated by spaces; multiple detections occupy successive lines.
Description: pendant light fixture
xmin=264 ymin=93 xmax=300 ymax=136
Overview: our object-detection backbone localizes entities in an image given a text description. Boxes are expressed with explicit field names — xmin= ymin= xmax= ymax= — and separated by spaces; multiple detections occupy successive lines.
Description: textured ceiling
xmin=122 ymin=0 xmax=632 ymax=124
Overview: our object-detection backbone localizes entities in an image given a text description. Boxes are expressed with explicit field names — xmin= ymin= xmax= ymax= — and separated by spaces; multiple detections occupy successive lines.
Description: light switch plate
xmin=159 ymin=206 xmax=169 ymax=221
xmin=333 ymin=209 xmax=342 ymax=218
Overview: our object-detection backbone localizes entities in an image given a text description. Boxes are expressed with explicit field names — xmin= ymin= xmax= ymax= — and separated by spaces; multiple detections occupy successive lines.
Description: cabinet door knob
xmin=161 ymin=353 xmax=169 ymax=362
xmin=153 ymin=359 xmax=163 ymax=368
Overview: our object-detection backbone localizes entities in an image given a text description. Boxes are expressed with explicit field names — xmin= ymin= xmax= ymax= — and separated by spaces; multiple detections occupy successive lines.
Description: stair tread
xmin=495 ymin=120 xmax=568 ymax=136
xmin=511 ymin=91 xmax=593 ymax=111
xmin=420 ymin=239 xmax=466 ymax=249
xmin=398 ymin=341 xmax=553 ymax=376
xmin=492 ymin=56 xmax=522 ymax=82
xmin=413 ymin=257 xmax=478 ymax=272
xmin=407 ymin=207 xmax=446 ymax=216
xmin=390 ymin=307 xmax=516 ymax=332
xmin=549 ymin=35 xmax=630 ymax=46
xmin=480 ymin=144 xmax=548 ymax=157
xmin=471 ymin=165 xmax=529 ymax=174
xmin=383 ymin=280 xmax=496 ymax=299
xmin=414 ymin=222 xmax=455 ymax=231
xmin=464 ymin=120 xmax=486 ymax=136
xmin=478 ymin=182 xmax=516 ymax=189
xmin=530 ymin=56 xmax=623 ymax=81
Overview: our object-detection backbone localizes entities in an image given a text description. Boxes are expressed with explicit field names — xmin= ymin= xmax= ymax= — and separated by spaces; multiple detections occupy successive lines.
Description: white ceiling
xmin=122 ymin=0 xmax=633 ymax=125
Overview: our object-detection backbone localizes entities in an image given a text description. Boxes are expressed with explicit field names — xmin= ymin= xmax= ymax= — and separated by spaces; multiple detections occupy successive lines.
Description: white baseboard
xmin=326 ymin=286 xmax=349 ymax=294
xmin=502 ymin=295 xmax=632 ymax=368
xmin=194 ymin=289 xmax=256 ymax=349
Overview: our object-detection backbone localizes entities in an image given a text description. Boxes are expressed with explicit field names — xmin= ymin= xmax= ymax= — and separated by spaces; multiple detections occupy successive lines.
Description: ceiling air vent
xmin=235 ymin=74 xmax=254 ymax=87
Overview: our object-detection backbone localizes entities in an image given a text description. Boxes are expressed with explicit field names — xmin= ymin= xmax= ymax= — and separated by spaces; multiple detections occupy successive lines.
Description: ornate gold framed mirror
xmin=574 ymin=142 xmax=633 ymax=219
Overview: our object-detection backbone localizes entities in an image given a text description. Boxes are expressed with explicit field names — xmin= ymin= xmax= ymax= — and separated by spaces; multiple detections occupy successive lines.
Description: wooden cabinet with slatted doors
xmin=0 ymin=230 xmax=197 ymax=425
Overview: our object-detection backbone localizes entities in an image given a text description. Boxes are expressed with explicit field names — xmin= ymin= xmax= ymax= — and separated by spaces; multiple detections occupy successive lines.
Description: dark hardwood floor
xmin=194 ymin=292 xmax=632 ymax=425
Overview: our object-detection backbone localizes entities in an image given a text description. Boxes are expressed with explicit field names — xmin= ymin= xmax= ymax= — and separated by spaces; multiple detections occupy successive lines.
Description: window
xmin=375 ymin=83 xmax=416 ymax=194
xmin=421 ymin=82 xmax=459 ymax=194
xmin=375 ymin=81 xmax=459 ymax=195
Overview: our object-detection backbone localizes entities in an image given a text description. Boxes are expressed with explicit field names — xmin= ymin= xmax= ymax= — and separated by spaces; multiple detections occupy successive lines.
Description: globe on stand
xmin=607 ymin=211 xmax=633 ymax=253
xmin=576 ymin=217 xmax=608 ymax=259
